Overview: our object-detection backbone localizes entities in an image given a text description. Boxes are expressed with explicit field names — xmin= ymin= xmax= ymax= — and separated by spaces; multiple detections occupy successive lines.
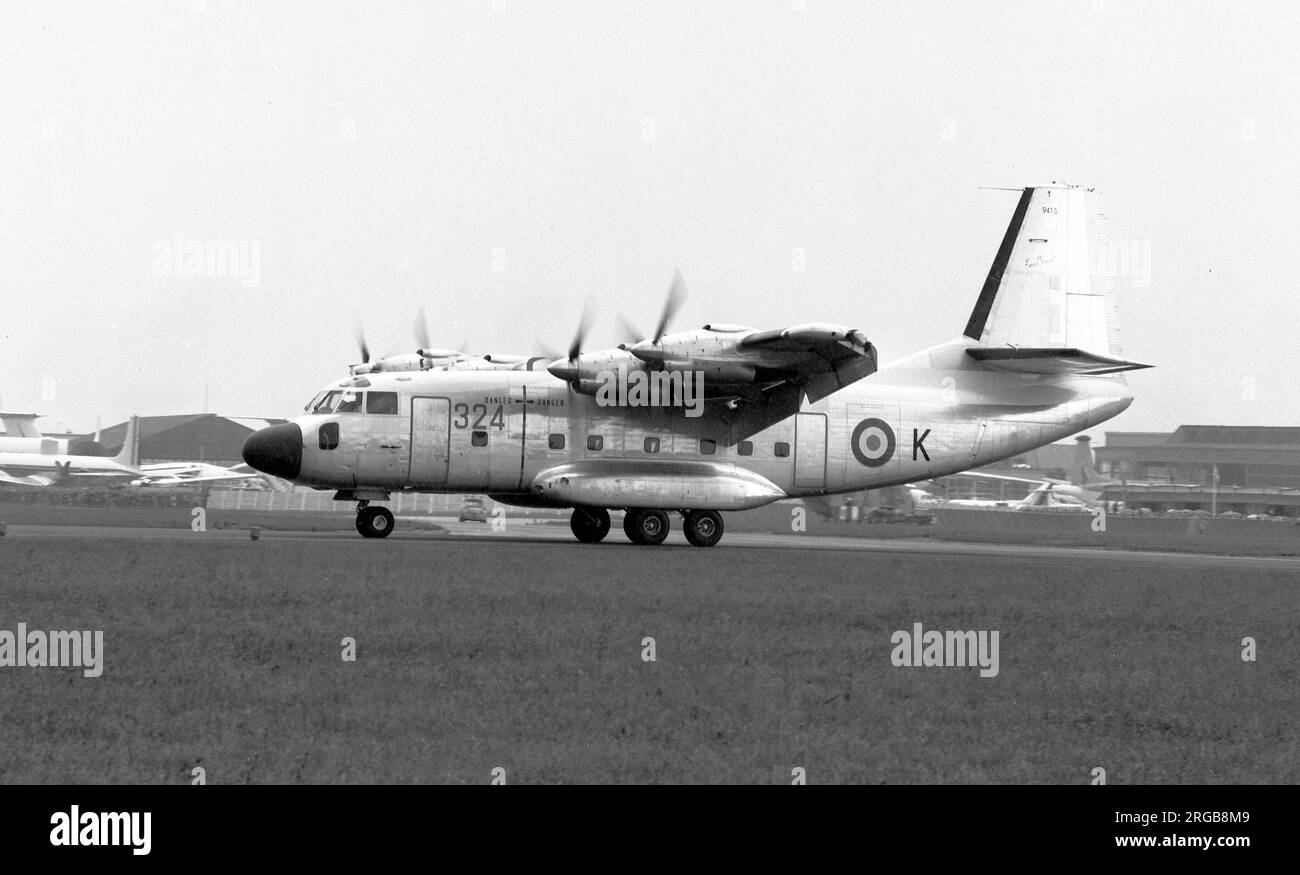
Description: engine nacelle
xmin=546 ymin=349 xmax=645 ymax=392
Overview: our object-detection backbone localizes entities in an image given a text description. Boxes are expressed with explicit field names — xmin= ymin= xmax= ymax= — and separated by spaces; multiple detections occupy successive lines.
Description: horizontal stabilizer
xmin=966 ymin=347 xmax=1153 ymax=375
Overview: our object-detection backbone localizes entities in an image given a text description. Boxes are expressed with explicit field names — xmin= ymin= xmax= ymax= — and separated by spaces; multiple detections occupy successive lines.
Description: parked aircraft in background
xmin=0 ymin=417 xmax=140 ymax=487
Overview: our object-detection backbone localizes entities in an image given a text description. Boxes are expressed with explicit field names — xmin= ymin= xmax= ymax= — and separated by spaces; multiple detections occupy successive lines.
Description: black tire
xmin=683 ymin=510 xmax=724 ymax=547
xmin=357 ymin=506 xmax=395 ymax=538
xmin=623 ymin=509 xmax=670 ymax=545
xmin=570 ymin=507 xmax=611 ymax=543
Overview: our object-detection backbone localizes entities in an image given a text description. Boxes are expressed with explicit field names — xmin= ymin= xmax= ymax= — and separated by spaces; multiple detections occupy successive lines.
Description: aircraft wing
xmin=952 ymin=470 xmax=1047 ymax=486
xmin=0 ymin=467 xmax=61 ymax=487
xmin=734 ymin=323 xmax=878 ymax=402
xmin=136 ymin=462 xmax=260 ymax=486
xmin=0 ymin=413 xmax=43 ymax=438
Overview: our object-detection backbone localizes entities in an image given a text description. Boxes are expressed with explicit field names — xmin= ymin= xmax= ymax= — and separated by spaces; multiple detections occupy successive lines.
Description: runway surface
xmin=5 ymin=520 xmax=1300 ymax=571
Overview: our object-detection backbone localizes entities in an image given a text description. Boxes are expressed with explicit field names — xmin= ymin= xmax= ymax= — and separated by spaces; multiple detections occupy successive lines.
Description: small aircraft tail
xmin=112 ymin=415 xmax=140 ymax=467
xmin=963 ymin=184 xmax=1151 ymax=375
xmin=1068 ymin=435 xmax=1117 ymax=489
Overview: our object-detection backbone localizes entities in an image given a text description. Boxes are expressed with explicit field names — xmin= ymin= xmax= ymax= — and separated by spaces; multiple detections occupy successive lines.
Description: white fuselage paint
xmin=282 ymin=335 xmax=1133 ymax=509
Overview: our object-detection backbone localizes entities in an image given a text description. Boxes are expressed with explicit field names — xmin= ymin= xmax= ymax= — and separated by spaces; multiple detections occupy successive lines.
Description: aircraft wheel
xmin=570 ymin=507 xmax=611 ymax=543
xmin=683 ymin=510 xmax=724 ymax=547
xmin=624 ymin=509 xmax=670 ymax=545
xmin=357 ymin=506 xmax=395 ymax=538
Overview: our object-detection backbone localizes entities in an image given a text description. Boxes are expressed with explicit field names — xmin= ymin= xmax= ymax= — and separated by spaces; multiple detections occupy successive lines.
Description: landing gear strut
xmin=682 ymin=510 xmax=724 ymax=547
xmin=623 ymin=509 xmax=671 ymax=546
xmin=570 ymin=507 xmax=611 ymax=543
xmin=356 ymin=501 xmax=395 ymax=538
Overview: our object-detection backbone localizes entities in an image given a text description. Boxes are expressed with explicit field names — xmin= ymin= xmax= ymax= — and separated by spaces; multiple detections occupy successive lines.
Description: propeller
xmin=652 ymin=269 xmax=688 ymax=344
xmin=353 ymin=323 xmax=371 ymax=364
xmin=615 ymin=313 xmax=643 ymax=348
xmin=413 ymin=306 xmax=431 ymax=353
xmin=567 ymin=301 xmax=596 ymax=362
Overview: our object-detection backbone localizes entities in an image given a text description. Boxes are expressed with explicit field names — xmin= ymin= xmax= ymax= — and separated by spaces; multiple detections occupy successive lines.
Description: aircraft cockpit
xmin=304 ymin=389 xmax=400 ymax=415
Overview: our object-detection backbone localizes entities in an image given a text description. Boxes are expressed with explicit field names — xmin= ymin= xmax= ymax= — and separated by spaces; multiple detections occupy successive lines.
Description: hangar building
xmin=96 ymin=415 xmax=285 ymax=466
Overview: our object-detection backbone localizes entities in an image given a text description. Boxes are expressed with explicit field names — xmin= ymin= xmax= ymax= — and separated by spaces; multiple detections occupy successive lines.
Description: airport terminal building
xmin=1096 ymin=426 xmax=1300 ymax=515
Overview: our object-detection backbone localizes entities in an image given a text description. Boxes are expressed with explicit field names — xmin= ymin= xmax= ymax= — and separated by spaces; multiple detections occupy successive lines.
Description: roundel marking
xmin=851 ymin=418 xmax=896 ymax=468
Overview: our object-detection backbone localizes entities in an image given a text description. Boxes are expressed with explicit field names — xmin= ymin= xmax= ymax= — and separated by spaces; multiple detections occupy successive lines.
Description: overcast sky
xmin=2 ymin=0 xmax=1296 ymax=436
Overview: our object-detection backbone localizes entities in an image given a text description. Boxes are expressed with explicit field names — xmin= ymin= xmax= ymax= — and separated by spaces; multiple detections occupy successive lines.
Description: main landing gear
xmin=570 ymin=507 xmax=611 ymax=543
xmin=566 ymin=507 xmax=725 ymax=547
xmin=356 ymin=501 xmax=395 ymax=538
xmin=624 ymin=509 xmax=670 ymax=546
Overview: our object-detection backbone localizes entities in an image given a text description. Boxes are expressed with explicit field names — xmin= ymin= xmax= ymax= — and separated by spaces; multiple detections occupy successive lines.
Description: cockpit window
xmin=366 ymin=392 xmax=399 ymax=415
xmin=312 ymin=391 xmax=342 ymax=413
xmin=335 ymin=391 xmax=363 ymax=413
xmin=305 ymin=391 xmax=327 ymax=412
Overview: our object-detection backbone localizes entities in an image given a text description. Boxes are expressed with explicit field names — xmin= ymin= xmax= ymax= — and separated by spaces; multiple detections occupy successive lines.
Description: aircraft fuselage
xmin=255 ymin=336 xmax=1132 ymax=509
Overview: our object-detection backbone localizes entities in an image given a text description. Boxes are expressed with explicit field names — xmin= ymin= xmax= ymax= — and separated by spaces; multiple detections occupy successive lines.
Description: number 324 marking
xmin=452 ymin=403 xmax=505 ymax=430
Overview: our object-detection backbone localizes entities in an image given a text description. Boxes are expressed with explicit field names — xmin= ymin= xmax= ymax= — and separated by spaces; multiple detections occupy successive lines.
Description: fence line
xmin=206 ymin=489 xmax=464 ymax=514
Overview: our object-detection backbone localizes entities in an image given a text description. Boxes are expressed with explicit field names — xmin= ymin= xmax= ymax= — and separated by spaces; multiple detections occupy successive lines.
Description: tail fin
xmin=964 ymin=184 xmax=1150 ymax=373
xmin=113 ymin=415 xmax=140 ymax=467
xmin=1069 ymin=435 xmax=1117 ymax=489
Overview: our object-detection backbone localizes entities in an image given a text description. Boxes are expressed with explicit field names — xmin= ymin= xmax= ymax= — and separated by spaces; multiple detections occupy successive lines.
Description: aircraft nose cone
xmin=241 ymin=423 xmax=302 ymax=480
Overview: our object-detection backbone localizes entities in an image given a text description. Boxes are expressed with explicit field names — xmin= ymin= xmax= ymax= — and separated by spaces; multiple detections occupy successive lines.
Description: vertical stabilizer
xmin=965 ymin=184 xmax=1123 ymax=357
xmin=113 ymin=416 xmax=140 ymax=467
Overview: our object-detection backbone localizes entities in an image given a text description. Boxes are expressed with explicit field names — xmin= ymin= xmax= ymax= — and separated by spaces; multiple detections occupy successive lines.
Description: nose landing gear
xmin=356 ymin=501 xmax=395 ymax=538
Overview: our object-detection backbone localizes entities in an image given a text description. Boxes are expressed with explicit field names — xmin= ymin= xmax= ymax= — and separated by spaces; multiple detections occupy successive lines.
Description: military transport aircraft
xmin=242 ymin=184 xmax=1151 ymax=546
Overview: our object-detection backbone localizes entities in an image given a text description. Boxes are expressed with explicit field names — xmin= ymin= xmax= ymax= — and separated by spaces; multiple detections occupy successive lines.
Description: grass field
xmin=1 ymin=536 xmax=1296 ymax=784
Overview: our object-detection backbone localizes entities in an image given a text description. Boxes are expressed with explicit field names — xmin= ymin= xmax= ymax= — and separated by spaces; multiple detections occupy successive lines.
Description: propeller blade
xmin=567 ymin=302 xmax=595 ymax=361
xmin=353 ymin=323 xmax=371 ymax=364
xmin=616 ymin=313 xmax=643 ymax=346
xmin=413 ymin=307 xmax=431 ymax=353
xmin=652 ymin=269 xmax=688 ymax=344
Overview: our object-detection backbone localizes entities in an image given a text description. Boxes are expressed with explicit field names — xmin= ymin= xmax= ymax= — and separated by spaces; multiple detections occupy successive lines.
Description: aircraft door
xmin=409 ymin=397 xmax=450 ymax=486
xmin=793 ymin=412 xmax=828 ymax=488
xmin=520 ymin=383 xmax=561 ymax=485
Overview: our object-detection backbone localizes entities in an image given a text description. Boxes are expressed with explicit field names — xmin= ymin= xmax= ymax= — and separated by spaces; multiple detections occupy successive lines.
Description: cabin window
xmin=738 ymin=440 xmax=753 ymax=456
xmin=366 ymin=392 xmax=399 ymax=415
xmin=587 ymin=435 xmax=603 ymax=451
xmin=471 ymin=430 xmax=488 ymax=447
xmin=548 ymin=434 xmax=565 ymax=450
xmin=774 ymin=441 xmax=790 ymax=457
xmin=336 ymin=392 xmax=363 ymax=413
xmin=700 ymin=439 xmax=716 ymax=455
xmin=318 ymin=422 xmax=339 ymax=450
xmin=644 ymin=437 xmax=660 ymax=453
